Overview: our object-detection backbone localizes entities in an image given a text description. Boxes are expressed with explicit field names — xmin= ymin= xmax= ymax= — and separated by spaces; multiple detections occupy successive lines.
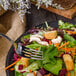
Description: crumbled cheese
xmin=51 ymin=36 xmax=62 ymax=44
xmin=31 ymin=34 xmax=43 ymax=39
xmin=38 ymin=41 xmax=49 ymax=46
xmin=30 ymin=34 xmax=48 ymax=46
xmin=71 ymin=28 xmax=76 ymax=31
xmin=30 ymin=37 xmax=41 ymax=42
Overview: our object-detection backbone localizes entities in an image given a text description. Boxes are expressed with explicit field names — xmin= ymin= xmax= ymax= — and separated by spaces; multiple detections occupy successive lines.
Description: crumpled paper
xmin=0 ymin=10 xmax=26 ymax=76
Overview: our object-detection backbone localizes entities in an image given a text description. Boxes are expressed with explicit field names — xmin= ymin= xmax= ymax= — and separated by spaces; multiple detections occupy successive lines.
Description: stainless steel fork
xmin=0 ymin=33 xmax=43 ymax=60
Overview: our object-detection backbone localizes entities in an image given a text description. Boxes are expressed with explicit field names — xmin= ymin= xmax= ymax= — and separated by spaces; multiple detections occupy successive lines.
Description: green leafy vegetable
xmin=74 ymin=54 xmax=76 ymax=75
xmin=58 ymin=20 xmax=76 ymax=29
xmin=21 ymin=34 xmax=30 ymax=42
xmin=42 ymin=45 xmax=58 ymax=64
xmin=15 ymin=70 xmax=29 ymax=76
xmin=40 ymin=45 xmax=62 ymax=75
xmin=64 ymin=34 xmax=75 ymax=42
xmin=25 ymin=61 xmax=42 ymax=72
xmin=68 ymin=41 xmax=76 ymax=48
xmin=63 ymin=34 xmax=76 ymax=48
xmin=23 ymin=72 xmax=29 ymax=76
xmin=26 ymin=43 xmax=41 ymax=49
xmin=26 ymin=42 xmax=43 ymax=49
xmin=15 ymin=71 xmax=23 ymax=76
xmin=44 ymin=59 xmax=62 ymax=75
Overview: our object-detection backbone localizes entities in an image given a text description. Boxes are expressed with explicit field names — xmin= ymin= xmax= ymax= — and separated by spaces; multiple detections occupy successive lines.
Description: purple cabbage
xmin=39 ymin=68 xmax=48 ymax=75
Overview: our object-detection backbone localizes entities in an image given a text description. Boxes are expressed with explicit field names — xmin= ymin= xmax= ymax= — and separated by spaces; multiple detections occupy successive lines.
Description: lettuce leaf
xmin=15 ymin=71 xmax=23 ymax=76
xmin=21 ymin=34 xmax=30 ymax=42
xmin=40 ymin=45 xmax=62 ymax=75
xmin=64 ymin=34 xmax=75 ymax=42
xmin=15 ymin=71 xmax=29 ymax=76
xmin=25 ymin=61 xmax=42 ymax=72
xmin=26 ymin=41 xmax=43 ymax=49
xmin=42 ymin=45 xmax=58 ymax=64
xmin=44 ymin=59 xmax=62 ymax=75
xmin=58 ymin=20 xmax=76 ymax=29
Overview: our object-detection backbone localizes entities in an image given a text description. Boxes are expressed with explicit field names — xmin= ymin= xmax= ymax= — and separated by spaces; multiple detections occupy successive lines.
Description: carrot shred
xmin=73 ymin=71 xmax=75 ymax=76
xmin=61 ymin=47 xmax=75 ymax=59
xmin=44 ymin=73 xmax=51 ymax=76
xmin=10 ymin=68 xmax=14 ymax=71
xmin=33 ymin=71 xmax=35 ymax=76
xmin=54 ymin=43 xmax=59 ymax=50
xmin=72 ymin=49 xmax=75 ymax=60
xmin=29 ymin=69 xmax=32 ymax=73
xmin=59 ymin=42 xmax=69 ymax=49
xmin=5 ymin=58 xmax=21 ymax=70
xmin=68 ymin=72 xmax=71 ymax=76
xmin=66 ymin=31 xmax=76 ymax=35
xmin=55 ymin=43 xmax=59 ymax=47
xmin=49 ymin=40 xmax=51 ymax=45
xmin=35 ymin=48 xmax=39 ymax=50
xmin=60 ymin=52 xmax=64 ymax=57
xmin=64 ymin=42 xmax=67 ymax=53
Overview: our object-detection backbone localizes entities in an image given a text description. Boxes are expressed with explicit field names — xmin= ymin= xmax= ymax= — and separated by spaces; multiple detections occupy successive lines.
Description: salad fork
xmin=0 ymin=33 xmax=43 ymax=60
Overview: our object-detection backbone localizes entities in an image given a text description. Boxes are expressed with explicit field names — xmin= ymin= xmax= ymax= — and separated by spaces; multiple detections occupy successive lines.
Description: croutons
xmin=21 ymin=57 xmax=29 ymax=67
xmin=63 ymin=54 xmax=74 ymax=71
xmin=44 ymin=31 xmax=57 ymax=39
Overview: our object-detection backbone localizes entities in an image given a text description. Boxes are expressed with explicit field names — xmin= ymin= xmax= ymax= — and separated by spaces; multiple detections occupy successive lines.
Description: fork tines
xmin=22 ymin=47 xmax=43 ymax=60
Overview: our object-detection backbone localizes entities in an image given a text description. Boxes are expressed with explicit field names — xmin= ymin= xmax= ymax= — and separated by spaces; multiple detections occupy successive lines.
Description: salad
xmin=6 ymin=20 xmax=76 ymax=76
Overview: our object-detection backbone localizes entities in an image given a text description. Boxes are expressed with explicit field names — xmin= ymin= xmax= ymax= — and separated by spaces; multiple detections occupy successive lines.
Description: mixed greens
xmin=13 ymin=20 xmax=76 ymax=76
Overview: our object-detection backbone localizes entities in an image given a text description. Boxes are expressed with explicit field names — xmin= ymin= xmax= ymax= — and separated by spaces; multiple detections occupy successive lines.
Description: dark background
xmin=26 ymin=5 xmax=76 ymax=30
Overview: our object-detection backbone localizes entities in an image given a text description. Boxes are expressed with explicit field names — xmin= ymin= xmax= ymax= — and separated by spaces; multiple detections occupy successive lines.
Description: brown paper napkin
xmin=0 ymin=11 xmax=26 ymax=76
